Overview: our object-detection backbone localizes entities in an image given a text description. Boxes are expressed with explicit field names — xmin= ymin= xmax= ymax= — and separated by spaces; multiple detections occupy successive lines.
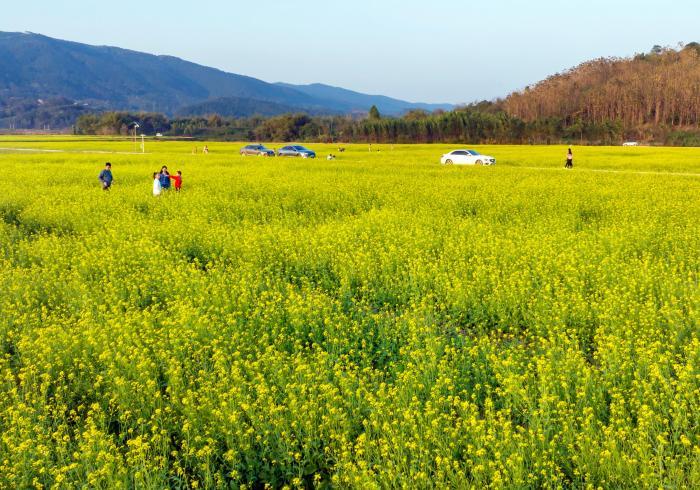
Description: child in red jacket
xmin=170 ymin=170 xmax=183 ymax=191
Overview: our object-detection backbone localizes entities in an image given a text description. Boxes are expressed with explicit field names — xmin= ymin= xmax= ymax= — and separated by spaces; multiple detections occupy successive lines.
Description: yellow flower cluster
xmin=0 ymin=139 xmax=699 ymax=488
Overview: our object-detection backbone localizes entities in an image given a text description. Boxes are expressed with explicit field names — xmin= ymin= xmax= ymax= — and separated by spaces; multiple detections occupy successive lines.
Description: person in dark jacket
xmin=98 ymin=162 xmax=113 ymax=190
xmin=159 ymin=166 xmax=171 ymax=191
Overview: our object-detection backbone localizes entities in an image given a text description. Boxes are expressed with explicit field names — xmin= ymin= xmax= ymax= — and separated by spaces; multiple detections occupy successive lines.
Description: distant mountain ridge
xmin=0 ymin=31 xmax=454 ymax=127
xmin=275 ymin=82 xmax=454 ymax=114
xmin=177 ymin=97 xmax=321 ymax=118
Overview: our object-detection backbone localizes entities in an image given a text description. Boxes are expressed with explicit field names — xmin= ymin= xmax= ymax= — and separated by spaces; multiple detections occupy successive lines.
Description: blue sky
xmin=2 ymin=0 xmax=699 ymax=104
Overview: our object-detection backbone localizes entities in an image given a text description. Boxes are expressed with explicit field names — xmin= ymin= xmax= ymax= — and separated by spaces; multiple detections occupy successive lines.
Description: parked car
xmin=240 ymin=144 xmax=275 ymax=156
xmin=622 ymin=141 xmax=639 ymax=146
xmin=441 ymin=149 xmax=496 ymax=166
xmin=277 ymin=145 xmax=316 ymax=158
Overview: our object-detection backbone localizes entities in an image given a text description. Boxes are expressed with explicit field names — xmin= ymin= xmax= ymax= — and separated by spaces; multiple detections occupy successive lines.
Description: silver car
xmin=277 ymin=145 xmax=316 ymax=158
xmin=240 ymin=144 xmax=275 ymax=156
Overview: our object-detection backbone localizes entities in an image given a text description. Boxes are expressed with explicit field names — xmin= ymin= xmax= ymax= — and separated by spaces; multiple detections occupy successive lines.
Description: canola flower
xmin=0 ymin=139 xmax=699 ymax=488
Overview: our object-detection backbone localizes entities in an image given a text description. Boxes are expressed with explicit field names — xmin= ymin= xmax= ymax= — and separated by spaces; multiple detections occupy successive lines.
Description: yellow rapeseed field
xmin=0 ymin=138 xmax=699 ymax=488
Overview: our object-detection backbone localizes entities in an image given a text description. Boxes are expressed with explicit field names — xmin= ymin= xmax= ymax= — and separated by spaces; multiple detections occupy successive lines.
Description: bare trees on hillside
xmin=504 ymin=46 xmax=700 ymax=129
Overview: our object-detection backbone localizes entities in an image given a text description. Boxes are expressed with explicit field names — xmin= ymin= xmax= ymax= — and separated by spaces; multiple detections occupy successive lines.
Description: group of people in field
xmin=153 ymin=165 xmax=182 ymax=196
xmin=98 ymin=162 xmax=183 ymax=195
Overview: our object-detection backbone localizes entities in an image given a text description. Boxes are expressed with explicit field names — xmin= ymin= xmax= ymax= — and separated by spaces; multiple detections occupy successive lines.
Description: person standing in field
xmin=152 ymin=172 xmax=162 ymax=196
xmin=98 ymin=162 xmax=113 ymax=190
xmin=565 ymin=148 xmax=574 ymax=169
xmin=159 ymin=166 xmax=171 ymax=191
xmin=170 ymin=170 xmax=183 ymax=192
xmin=203 ymin=145 xmax=209 ymax=154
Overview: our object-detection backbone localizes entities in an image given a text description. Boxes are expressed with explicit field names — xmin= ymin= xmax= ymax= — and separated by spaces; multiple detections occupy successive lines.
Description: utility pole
xmin=132 ymin=122 xmax=140 ymax=152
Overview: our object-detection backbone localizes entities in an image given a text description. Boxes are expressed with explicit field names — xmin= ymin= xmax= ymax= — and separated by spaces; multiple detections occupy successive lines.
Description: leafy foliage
xmin=79 ymin=108 xmax=633 ymax=145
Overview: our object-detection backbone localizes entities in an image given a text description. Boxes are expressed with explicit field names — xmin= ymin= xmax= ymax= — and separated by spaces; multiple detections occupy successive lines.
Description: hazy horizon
xmin=3 ymin=0 xmax=700 ymax=104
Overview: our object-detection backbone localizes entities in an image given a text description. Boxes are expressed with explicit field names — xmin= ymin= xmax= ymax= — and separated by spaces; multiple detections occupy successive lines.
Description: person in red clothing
xmin=170 ymin=170 xmax=183 ymax=191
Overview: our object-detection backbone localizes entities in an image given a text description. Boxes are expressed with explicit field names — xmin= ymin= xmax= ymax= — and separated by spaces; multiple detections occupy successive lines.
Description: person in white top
xmin=152 ymin=172 xmax=162 ymax=196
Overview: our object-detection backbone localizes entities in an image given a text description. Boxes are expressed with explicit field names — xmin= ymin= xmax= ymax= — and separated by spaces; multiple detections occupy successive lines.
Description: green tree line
xmin=75 ymin=104 xmax=700 ymax=146
xmin=76 ymin=107 xmax=636 ymax=145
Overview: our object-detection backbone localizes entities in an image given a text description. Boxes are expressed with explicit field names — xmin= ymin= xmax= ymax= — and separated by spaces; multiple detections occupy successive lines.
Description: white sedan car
xmin=440 ymin=149 xmax=496 ymax=166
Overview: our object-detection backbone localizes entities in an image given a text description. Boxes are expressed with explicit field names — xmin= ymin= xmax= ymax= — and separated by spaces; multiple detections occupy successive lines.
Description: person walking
xmin=159 ymin=166 xmax=171 ymax=191
xmin=565 ymin=148 xmax=574 ymax=169
xmin=98 ymin=162 xmax=113 ymax=190
xmin=152 ymin=172 xmax=162 ymax=196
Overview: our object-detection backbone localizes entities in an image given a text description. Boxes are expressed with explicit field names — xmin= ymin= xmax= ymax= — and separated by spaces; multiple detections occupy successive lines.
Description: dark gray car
xmin=240 ymin=144 xmax=275 ymax=156
xmin=277 ymin=145 xmax=316 ymax=158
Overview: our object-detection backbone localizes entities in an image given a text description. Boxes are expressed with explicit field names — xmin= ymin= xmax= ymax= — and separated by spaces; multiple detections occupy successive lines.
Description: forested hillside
xmin=504 ymin=44 xmax=700 ymax=132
